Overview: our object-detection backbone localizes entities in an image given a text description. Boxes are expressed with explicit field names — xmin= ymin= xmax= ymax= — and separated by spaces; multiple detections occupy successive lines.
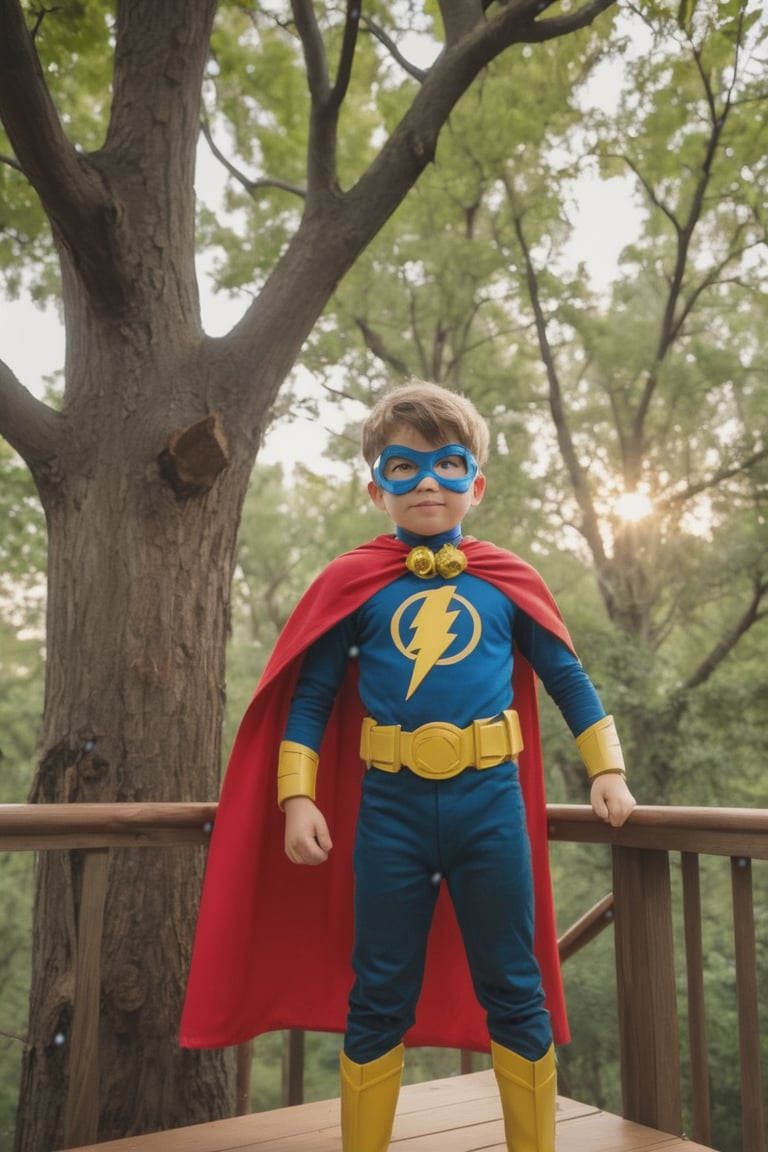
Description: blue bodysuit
xmin=283 ymin=526 xmax=605 ymax=1064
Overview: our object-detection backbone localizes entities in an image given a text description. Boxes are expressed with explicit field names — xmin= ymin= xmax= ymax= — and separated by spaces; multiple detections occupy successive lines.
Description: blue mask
xmin=372 ymin=444 xmax=479 ymax=495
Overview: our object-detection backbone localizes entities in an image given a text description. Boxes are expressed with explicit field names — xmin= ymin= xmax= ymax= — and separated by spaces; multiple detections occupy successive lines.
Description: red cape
xmin=180 ymin=535 xmax=572 ymax=1051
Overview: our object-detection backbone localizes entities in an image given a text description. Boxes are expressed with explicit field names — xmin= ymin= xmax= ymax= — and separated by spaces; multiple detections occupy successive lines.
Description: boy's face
xmin=368 ymin=426 xmax=485 ymax=537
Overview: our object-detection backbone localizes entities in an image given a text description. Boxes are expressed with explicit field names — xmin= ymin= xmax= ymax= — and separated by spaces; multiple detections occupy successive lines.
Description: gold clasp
xmin=408 ymin=722 xmax=465 ymax=778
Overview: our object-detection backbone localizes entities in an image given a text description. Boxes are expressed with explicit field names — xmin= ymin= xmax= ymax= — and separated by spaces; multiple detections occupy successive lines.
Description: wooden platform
xmin=67 ymin=1069 xmax=716 ymax=1151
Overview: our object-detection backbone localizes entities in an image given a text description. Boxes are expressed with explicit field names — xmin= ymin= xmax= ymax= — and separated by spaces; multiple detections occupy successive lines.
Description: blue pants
xmin=344 ymin=762 xmax=552 ymax=1064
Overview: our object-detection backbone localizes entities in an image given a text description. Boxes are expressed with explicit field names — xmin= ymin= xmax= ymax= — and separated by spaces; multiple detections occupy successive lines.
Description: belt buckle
xmin=410 ymin=722 xmax=464 ymax=779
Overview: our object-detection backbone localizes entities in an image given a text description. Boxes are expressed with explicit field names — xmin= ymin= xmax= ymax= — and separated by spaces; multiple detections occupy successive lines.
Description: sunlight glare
xmin=614 ymin=490 xmax=653 ymax=522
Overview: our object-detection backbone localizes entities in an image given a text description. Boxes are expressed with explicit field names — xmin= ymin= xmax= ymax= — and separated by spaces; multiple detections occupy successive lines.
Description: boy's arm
xmin=283 ymin=795 xmax=333 ymax=864
xmin=590 ymin=773 xmax=636 ymax=827
xmin=577 ymin=715 xmax=636 ymax=827
xmin=278 ymin=742 xmax=333 ymax=864
xmin=514 ymin=618 xmax=636 ymax=828
xmin=276 ymin=617 xmax=355 ymax=865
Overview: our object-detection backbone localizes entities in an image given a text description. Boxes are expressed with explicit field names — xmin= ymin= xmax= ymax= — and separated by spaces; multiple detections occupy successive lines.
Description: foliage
xmin=0 ymin=445 xmax=45 ymax=1138
xmin=0 ymin=441 xmax=47 ymax=609
xmin=0 ymin=0 xmax=113 ymax=300
xmin=0 ymin=612 xmax=43 ymax=1142
xmin=0 ymin=851 xmax=31 ymax=1148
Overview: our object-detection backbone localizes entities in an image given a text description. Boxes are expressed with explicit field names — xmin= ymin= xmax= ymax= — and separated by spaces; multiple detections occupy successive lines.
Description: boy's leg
xmin=341 ymin=770 xmax=440 ymax=1150
xmin=444 ymin=763 xmax=552 ymax=1057
xmin=345 ymin=769 xmax=441 ymax=1062
xmin=491 ymin=1040 xmax=557 ymax=1152
xmin=339 ymin=1043 xmax=404 ymax=1152
xmin=442 ymin=764 xmax=556 ymax=1150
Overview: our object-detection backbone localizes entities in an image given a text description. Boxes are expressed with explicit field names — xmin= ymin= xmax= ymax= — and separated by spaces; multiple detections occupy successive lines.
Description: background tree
xmin=0 ymin=618 xmax=39 ymax=1146
xmin=0 ymin=442 xmax=45 ymax=1144
xmin=0 ymin=1 xmax=626 ymax=1146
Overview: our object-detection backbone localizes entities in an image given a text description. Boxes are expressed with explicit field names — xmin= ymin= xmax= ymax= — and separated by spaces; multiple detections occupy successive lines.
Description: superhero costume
xmin=284 ymin=528 xmax=604 ymax=1066
xmin=180 ymin=533 xmax=589 ymax=1052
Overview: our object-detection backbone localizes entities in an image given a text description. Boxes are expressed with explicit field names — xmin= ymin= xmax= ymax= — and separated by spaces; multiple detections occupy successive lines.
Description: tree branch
xmin=496 ymin=0 xmax=618 ymax=44
xmin=505 ymin=183 xmax=613 ymax=588
xmin=661 ymin=446 xmax=768 ymax=509
xmin=328 ymin=0 xmax=361 ymax=110
xmin=0 ymin=0 xmax=106 ymax=235
xmin=0 ymin=356 xmax=62 ymax=471
xmin=0 ymin=0 xmax=136 ymax=309
xmin=438 ymin=0 xmax=485 ymax=47
xmin=353 ymin=317 xmax=410 ymax=378
xmin=291 ymin=0 xmax=331 ymax=104
xmin=229 ymin=0 xmax=618 ymax=389
xmin=652 ymin=95 xmax=727 ymax=371
xmin=340 ymin=0 xmax=617 ymax=231
xmin=622 ymin=39 xmax=735 ymax=466
xmin=616 ymin=153 xmax=680 ymax=231
xmin=361 ymin=17 xmax=428 ymax=82
xmin=680 ymin=570 xmax=768 ymax=695
xmin=291 ymin=0 xmax=339 ymax=203
xmin=200 ymin=116 xmax=306 ymax=200
xmin=669 ymin=228 xmax=759 ymax=344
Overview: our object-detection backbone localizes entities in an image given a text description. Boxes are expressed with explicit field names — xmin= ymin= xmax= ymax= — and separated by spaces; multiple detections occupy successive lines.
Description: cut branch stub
xmin=159 ymin=413 xmax=230 ymax=497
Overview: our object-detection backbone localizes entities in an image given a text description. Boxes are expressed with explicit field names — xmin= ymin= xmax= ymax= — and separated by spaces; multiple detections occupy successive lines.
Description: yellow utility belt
xmin=360 ymin=710 xmax=523 ymax=781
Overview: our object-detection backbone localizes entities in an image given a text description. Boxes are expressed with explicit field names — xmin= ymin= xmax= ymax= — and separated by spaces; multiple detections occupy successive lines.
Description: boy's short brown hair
xmin=361 ymin=379 xmax=490 ymax=467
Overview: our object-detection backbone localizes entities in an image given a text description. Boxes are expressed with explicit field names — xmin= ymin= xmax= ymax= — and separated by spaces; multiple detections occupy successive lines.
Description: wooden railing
xmin=0 ymin=803 xmax=216 ymax=1149
xmin=1 ymin=803 xmax=766 ymax=1150
xmin=548 ymin=805 xmax=768 ymax=1151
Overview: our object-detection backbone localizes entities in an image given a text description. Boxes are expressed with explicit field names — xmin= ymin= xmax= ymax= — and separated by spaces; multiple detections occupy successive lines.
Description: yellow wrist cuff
xmin=576 ymin=715 xmax=626 ymax=780
xmin=277 ymin=741 xmax=319 ymax=809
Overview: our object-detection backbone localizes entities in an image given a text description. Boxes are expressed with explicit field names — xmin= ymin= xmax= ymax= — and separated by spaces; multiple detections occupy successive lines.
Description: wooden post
xmin=283 ymin=1029 xmax=305 ymax=1106
xmin=235 ymin=1041 xmax=253 ymax=1115
xmin=612 ymin=844 xmax=682 ymax=1134
xmin=680 ymin=852 xmax=711 ymax=1146
xmin=63 ymin=848 xmax=110 ymax=1148
xmin=731 ymin=856 xmax=766 ymax=1152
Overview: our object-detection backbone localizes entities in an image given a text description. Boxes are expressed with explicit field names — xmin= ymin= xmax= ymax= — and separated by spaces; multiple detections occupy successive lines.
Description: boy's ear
xmin=471 ymin=473 xmax=486 ymax=506
xmin=367 ymin=479 xmax=386 ymax=509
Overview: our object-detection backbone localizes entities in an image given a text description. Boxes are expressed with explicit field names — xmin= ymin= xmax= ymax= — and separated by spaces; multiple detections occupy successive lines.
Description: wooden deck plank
xmin=63 ymin=1070 xmax=717 ymax=1152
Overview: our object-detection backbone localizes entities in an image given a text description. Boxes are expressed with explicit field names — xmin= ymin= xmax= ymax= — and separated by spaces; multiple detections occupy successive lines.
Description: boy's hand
xmin=283 ymin=796 xmax=333 ymax=865
xmin=590 ymin=774 xmax=636 ymax=828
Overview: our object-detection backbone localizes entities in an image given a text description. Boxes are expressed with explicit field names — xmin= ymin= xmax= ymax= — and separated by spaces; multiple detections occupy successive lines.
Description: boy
xmin=181 ymin=380 xmax=635 ymax=1152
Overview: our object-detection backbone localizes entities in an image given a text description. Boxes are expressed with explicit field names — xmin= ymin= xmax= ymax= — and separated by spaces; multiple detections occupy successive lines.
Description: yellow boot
xmin=339 ymin=1043 xmax=404 ymax=1152
xmin=491 ymin=1040 xmax=557 ymax=1151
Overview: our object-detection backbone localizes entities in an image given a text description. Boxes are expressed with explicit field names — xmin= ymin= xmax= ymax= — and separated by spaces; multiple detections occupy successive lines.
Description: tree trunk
xmin=14 ymin=336 xmax=251 ymax=1147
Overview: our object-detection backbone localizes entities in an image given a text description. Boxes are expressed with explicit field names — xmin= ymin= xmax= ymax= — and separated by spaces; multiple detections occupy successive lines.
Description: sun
xmin=614 ymin=490 xmax=654 ymax=523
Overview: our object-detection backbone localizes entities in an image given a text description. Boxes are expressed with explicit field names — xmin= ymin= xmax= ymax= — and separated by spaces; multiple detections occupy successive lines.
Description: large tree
xmin=0 ymin=1 xmax=625 ymax=1147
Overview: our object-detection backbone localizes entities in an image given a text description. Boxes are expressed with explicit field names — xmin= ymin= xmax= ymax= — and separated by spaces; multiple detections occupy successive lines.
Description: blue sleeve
xmin=282 ymin=615 xmax=357 ymax=752
xmin=513 ymin=610 xmax=605 ymax=738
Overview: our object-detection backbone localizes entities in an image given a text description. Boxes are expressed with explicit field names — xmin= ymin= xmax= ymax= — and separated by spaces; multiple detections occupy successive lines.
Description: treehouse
xmin=2 ymin=802 xmax=766 ymax=1152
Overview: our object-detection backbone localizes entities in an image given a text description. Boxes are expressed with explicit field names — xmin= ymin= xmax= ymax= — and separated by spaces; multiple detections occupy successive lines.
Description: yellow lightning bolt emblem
xmin=403 ymin=586 xmax=460 ymax=700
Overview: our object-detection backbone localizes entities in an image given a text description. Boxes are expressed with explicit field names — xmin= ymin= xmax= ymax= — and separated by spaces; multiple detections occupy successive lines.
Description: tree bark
xmin=14 ymin=331 xmax=249 ymax=1147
